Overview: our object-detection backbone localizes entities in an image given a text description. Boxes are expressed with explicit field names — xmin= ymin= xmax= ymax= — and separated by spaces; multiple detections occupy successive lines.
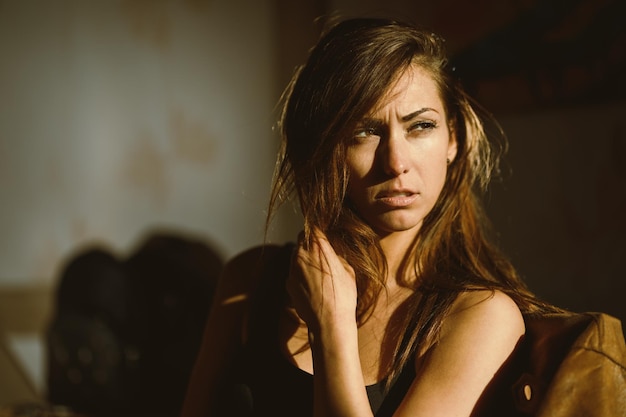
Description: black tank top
xmin=216 ymin=244 xmax=415 ymax=416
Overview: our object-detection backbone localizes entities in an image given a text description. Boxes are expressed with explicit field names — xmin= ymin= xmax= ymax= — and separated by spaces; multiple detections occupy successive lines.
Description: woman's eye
xmin=408 ymin=121 xmax=437 ymax=133
xmin=353 ymin=127 xmax=379 ymax=139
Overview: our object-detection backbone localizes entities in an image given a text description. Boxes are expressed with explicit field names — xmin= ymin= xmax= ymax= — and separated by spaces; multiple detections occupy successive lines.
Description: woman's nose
xmin=381 ymin=132 xmax=409 ymax=176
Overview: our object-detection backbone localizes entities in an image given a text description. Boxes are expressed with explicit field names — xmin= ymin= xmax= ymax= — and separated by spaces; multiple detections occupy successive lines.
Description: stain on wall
xmin=121 ymin=0 xmax=172 ymax=49
xmin=121 ymin=132 xmax=170 ymax=205
xmin=170 ymin=109 xmax=217 ymax=166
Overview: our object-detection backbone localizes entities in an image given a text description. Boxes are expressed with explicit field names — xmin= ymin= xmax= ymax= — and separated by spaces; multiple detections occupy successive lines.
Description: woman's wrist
xmin=307 ymin=316 xmax=358 ymax=355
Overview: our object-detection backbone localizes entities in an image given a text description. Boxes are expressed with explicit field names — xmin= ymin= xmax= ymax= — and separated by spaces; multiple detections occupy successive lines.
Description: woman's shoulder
xmin=449 ymin=289 xmax=523 ymax=317
xmin=398 ymin=290 xmax=526 ymax=414
xmin=401 ymin=290 xmax=525 ymax=414
xmin=441 ymin=289 xmax=525 ymax=348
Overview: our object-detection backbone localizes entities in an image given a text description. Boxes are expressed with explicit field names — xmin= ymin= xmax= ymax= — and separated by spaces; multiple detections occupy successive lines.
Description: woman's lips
xmin=375 ymin=190 xmax=418 ymax=207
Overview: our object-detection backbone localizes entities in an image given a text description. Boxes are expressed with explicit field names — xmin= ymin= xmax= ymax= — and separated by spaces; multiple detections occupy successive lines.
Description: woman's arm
xmin=179 ymin=246 xmax=269 ymax=417
xmin=289 ymin=230 xmax=374 ymax=417
xmin=394 ymin=290 xmax=525 ymax=417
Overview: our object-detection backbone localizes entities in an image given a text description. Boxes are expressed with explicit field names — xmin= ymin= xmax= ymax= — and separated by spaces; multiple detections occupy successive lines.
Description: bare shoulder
xmin=446 ymin=290 xmax=524 ymax=332
xmin=434 ymin=289 xmax=525 ymax=379
xmin=443 ymin=289 xmax=525 ymax=341
xmin=397 ymin=290 xmax=525 ymax=415
xmin=437 ymin=289 xmax=525 ymax=360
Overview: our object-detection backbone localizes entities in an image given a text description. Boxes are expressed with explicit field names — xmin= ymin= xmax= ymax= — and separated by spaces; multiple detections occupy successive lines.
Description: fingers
xmin=288 ymin=228 xmax=358 ymax=328
xmin=294 ymin=227 xmax=354 ymax=278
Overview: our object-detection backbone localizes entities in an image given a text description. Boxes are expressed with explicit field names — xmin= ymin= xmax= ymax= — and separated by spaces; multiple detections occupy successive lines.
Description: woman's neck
xmin=378 ymin=229 xmax=420 ymax=285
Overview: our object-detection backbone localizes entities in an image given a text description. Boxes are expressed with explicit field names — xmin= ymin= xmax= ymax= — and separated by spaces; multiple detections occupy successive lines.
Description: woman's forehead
xmin=364 ymin=65 xmax=445 ymax=119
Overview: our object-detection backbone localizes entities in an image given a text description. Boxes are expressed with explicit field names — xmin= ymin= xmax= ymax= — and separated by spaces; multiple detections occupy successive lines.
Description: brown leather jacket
xmin=475 ymin=312 xmax=626 ymax=416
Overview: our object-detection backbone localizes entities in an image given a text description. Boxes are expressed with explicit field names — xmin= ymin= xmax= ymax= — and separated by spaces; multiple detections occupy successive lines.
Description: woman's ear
xmin=447 ymin=125 xmax=458 ymax=164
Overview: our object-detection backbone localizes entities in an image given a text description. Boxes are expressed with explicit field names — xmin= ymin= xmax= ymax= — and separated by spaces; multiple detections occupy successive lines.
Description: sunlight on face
xmin=346 ymin=65 xmax=457 ymax=237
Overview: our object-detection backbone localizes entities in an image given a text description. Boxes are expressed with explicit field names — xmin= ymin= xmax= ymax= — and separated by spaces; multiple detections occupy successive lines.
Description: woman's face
xmin=346 ymin=65 xmax=457 ymax=237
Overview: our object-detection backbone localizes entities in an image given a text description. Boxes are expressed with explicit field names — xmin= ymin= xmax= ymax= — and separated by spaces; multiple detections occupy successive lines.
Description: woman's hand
xmin=288 ymin=229 xmax=373 ymax=416
xmin=287 ymin=228 xmax=358 ymax=333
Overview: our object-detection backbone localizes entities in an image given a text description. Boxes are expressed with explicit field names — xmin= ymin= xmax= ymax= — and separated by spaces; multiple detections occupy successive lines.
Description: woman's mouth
xmin=375 ymin=190 xmax=419 ymax=207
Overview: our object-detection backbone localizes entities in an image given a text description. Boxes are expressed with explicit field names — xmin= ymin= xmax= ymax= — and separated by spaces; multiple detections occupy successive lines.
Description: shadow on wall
xmin=45 ymin=230 xmax=223 ymax=417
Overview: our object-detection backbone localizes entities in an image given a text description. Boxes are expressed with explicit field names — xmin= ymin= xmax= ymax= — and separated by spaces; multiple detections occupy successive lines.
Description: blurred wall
xmin=0 ymin=0 xmax=280 ymax=287
xmin=0 ymin=0 xmax=285 ymax=405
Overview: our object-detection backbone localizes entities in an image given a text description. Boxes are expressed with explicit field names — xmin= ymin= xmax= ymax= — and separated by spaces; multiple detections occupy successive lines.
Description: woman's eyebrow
xmin=357 ymin=117 xmax=385 ymax=128
xmin=358 ymin=108 xmax=438 ymax=125
xmin=401 ymin=107 xmax=437 ymax=122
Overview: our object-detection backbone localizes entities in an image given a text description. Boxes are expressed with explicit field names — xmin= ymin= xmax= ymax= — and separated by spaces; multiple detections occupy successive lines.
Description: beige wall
xmin=0 ymin=0 xmax=282 ymax=406
xmin=0 ymin=0 xmax=281 ymax=288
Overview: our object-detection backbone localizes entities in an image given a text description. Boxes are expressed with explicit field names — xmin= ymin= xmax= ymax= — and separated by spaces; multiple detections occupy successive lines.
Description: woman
xmin=180 ymin=17 xmax=563 ymax=416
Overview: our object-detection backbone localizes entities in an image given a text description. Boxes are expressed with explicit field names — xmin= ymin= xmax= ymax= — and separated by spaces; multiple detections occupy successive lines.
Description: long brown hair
xmin=267 ymin=17 xmax=561 ymax=387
